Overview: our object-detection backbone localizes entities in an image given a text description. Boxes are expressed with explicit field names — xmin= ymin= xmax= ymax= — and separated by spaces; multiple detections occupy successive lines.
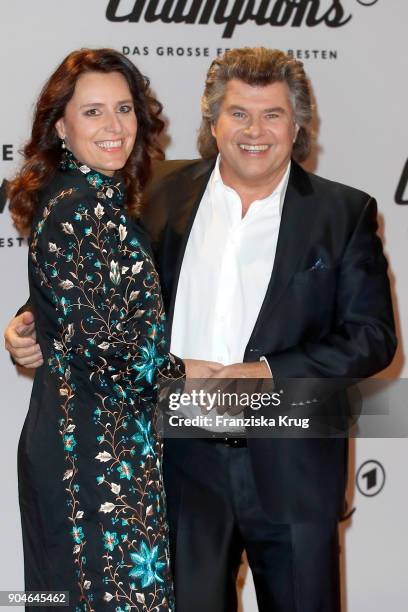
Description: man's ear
xmin=55 ymin=117 xmax=66 ymax=140
xmin=294 ymin=123 xmax=300 ymax=142
xmin=210 ymin=122 xmax=216 ymax=139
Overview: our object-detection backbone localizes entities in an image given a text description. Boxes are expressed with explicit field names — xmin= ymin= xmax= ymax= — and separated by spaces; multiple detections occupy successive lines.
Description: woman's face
xmin=55 ymin=71 xmax=138 ymax=176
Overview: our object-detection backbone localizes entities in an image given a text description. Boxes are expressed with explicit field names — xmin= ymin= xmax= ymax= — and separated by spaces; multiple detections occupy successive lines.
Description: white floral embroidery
xmin=99 ymin=502 xmax=115 ymax=514
xmin=111 ymin=483 xmax=121 ymax=495
xmin=132 ymin=261 xmax=143 ymax=275
xmin=94 ymin=203 xmax=105 ymax=219
xmin=118 ymin=224 xmax=127 ymax=242
xmin=61 ymin=222 xmax=74 ymax=234
xmin=60 ymin=279 xmax=74 ymax=290
xmin=96 ymin=451 xmax=113 ymax=462
xmin=109 ymin=260 xmax=121 ymax=285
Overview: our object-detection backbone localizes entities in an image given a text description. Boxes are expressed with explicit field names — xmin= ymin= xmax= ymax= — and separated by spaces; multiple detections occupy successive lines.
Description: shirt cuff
xmin=259 ymin=356 xmax=273 ymax=379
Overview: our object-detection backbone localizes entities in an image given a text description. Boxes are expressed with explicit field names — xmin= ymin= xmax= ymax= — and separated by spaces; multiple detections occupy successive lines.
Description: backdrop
xmin=0 ymin=1 xmax=407 ymax=610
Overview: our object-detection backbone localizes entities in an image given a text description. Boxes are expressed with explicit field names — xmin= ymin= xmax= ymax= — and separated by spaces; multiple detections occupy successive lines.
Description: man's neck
xmin=239 ymin=184 xmax=280 ymax=217
xmin=218 ymin=162 xmax=290 ymax=218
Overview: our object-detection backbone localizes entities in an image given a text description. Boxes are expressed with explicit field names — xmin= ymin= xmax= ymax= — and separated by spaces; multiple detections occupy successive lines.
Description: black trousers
xmin=163 ymin=437 xmax=341 ymax=612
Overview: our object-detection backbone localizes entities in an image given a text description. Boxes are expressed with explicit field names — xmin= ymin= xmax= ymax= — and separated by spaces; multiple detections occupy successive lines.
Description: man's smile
xmin=238 ymin=144 xmax=271 ymax=152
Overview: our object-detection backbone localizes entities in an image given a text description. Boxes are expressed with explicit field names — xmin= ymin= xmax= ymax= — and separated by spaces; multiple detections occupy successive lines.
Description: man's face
xmin=211 ymin=79 xmax=299 ymax=192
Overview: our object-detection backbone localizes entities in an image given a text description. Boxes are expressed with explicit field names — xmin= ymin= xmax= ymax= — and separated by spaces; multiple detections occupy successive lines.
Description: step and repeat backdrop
xmin=0 ymin=1 xmax=407 ymax=610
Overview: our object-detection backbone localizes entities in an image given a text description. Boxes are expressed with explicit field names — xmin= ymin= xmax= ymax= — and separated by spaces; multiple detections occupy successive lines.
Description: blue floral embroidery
xmin=117 ymin=461 xmax=134 ymax=480
xmin=131 ymin=415 xmax=156 ymax=457
xmin=72 ymin=526 xmax=85 ymax=544
xmin=103 ymin=531 xmax=119 ymax=552
xmin=64 ymin=434 xmax=77 ymax=452
xmin=129 ymin=541 xmax=166 ymax=588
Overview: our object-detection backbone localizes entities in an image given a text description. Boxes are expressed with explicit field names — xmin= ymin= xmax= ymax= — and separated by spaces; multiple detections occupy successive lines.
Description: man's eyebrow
xmin=226 ymin=104 xmax=247 ymax=112
xmin=225 ymin=104 xmax=287 ymax=113
xmin=264 ymin=106 xmax=286 ymax=113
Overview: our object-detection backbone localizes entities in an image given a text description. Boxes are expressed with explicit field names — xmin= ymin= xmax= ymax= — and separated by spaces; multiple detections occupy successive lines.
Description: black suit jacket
xmin=143 ymin=158 xmax=397 ymax=521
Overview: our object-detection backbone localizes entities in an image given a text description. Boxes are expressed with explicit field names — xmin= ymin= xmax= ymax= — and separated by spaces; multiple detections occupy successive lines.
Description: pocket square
xmin=308 ymin=257 xmax=328 ymax=271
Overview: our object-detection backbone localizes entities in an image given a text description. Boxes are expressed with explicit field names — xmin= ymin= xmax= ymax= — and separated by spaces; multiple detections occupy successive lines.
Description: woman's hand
xmin=4 ymin=311 xmax=44 ymax=368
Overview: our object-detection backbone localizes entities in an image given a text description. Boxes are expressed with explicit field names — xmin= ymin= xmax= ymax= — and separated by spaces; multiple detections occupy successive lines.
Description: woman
xmin=8 ymin=48 xmax=211 ymax=611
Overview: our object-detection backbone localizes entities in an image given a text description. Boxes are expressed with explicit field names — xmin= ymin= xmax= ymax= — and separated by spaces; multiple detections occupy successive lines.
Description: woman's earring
xmin=61 ymin=138 xmax=66 ymax=149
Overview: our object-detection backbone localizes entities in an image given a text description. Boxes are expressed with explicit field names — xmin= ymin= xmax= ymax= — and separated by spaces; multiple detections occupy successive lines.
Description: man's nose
xmin=244 ymin=117 xmax=263 ymax=138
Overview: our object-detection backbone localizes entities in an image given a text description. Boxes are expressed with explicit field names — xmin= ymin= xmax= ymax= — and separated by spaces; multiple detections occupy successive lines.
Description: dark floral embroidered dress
xmin=18 ymin=151 xmax=183 ymax=611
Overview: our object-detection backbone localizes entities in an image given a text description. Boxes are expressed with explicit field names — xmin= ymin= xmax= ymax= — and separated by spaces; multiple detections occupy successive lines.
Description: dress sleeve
xmin=158 ymin=351 xmax=185 ymax=381
xmin=33 ymin=191 xmax=182 ymax=388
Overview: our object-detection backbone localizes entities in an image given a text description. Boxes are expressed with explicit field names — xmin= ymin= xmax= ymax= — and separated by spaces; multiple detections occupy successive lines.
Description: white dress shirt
xmin=170 ymin=157 xmax=290 ymax=430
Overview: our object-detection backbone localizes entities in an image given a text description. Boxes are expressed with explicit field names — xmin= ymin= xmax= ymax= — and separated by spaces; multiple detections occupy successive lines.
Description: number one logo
xmin=361 ymin=467 xmax=377 ymax=490
xmin=356 ymin=460 xmax=385 ymax=497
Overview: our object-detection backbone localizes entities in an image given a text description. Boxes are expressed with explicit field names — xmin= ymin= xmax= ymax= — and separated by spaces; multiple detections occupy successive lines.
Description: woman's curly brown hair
xmin=8 ymin=48 xmax=165 ymax=234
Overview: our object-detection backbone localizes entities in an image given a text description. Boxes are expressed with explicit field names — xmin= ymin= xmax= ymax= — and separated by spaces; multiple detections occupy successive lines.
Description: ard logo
xmin=356 ymin=460 xmax=385 ymax=497
xmin=341 ymin=457 xmax=386 ymax=520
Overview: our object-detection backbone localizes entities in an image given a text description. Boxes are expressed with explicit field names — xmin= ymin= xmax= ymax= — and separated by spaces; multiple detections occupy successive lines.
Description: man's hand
xmin=4 ymin=311 xmax=44 ymax=368
xmin=205 ymin=361 xmax=273 ymax=415
xmin=208 ymin=361 xmax=272 ymax=379
xmin=182 ymin=359 xmax=224 ymax=402
xmin=184 ymin=359 xmax=224 ymax=379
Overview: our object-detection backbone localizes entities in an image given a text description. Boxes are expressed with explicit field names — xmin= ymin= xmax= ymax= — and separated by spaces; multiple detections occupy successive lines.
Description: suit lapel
xmin=166 ymin=159 xmax=215 ymax=333
xmin=246 ymin=161 xmax=319 ymax=350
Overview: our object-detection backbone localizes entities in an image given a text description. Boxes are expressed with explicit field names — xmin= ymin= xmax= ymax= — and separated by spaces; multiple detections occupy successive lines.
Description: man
xmin=5 ymin=48 xmax=396 ymax=612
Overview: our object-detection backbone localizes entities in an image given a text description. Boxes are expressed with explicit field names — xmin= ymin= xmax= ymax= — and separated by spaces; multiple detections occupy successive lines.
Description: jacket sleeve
xmin=16 ymin=299 xmax=32 ymax=316
xmin=264 ymin=197 xmax=397 ymax=401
